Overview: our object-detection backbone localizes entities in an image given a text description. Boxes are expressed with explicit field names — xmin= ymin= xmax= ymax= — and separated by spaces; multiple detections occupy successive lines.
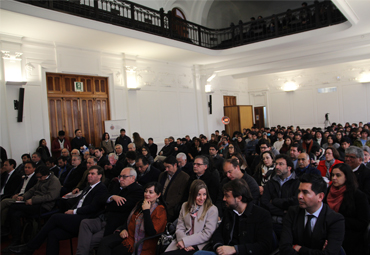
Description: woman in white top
xmin=164 ymin=180 xmax=218 ymax=255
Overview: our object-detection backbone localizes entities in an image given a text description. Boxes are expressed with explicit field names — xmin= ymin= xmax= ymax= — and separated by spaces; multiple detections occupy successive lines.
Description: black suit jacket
xmin=14 ymin=174 xmax=38 ymax=195
xmin=148 ymin=143 xmax=158 ymax=158
xmin=279 ymin=204 xmax=345 ymax=255
xmin=73 ymin=182 xmax=108 ymax=217
xmin=136 ymin=165 xmax=161 ymax=186
xmin=104 ymin=182 xmax=143 ymax=235
xmin=63 ymin=164 xmax=87 ymax=192
xmin=1 ymin=171 xmax=22 ymax=199
xmin=354 ymin=164 xmax=370 ymax=204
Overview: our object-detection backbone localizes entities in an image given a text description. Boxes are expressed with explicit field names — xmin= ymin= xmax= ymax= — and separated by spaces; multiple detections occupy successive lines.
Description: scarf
xmin=125 ymin=202 xmax=158 ymax=255
xmin=325 ymin=159 xmax=335 ymax=179
xmin=327 ymin=185 xmax=346 ymax=212
xmin=261 ymin=164 xmax=275 ymax=186
xmin=188 ymin=205 xmax=200 ymax=235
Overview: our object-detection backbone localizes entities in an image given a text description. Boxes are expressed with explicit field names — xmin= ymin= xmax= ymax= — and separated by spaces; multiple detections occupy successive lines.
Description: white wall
xmin=247 ymin=59 xmax=370 ymax=128
xmin=0 ymin=36 xmax=207 ymax=164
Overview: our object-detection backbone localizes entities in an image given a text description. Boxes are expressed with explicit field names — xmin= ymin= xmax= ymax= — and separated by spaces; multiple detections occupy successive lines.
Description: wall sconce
xmin=358 ymin=71 xmax=370 ymax=83
xmin=2 ymin=51 xmax=27 ymax=85
xmin=281 ymin=81 xmax=299 ymax=92
xmin=125 ymin=66 xmax=140 ymax=90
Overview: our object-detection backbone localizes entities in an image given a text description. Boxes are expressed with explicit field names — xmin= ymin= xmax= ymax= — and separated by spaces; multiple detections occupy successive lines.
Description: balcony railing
xmin=15 ymin=0 xmax=347 ymax=49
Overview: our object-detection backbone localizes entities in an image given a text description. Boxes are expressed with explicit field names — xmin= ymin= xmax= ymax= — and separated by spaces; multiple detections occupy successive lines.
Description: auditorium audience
xmin=4 ymin=120 xmax=370 ymax=254
xmin=51 ymin=130 xmax=71 ymax=159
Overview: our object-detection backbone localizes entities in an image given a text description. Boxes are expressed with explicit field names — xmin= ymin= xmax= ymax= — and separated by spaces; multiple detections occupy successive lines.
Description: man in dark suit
xmin=10 ymin=165 xmax=109 ymax=255
xmin=279 ymin=174 xmax=345 ymax=254
xmin=76 ymin=167 xmax=143 ymax=254
xmin=115 ymin=128 xmax=131 ymax=153
xmin=176 ymin=152 xmax=193 ymax=175
xmin=345 ymin=146 xmax=370 ymax=203
xmin=147 ymin=137 xmax=158 ymax=158
xmin=135 ymin=155 xmax=160 ymax=186
xmin=158 ymin=156 xmax=189 ymax=222
xmin=210 ymin=178 xmax=274 ymax=255
xmin=295 ymin=152 xmax=321 ymax=178
xmin=0 ymin=159 xmax=22 ymax=200
xmin=114 ymin=144 xmax=125 ymax=163
xmin=31 ymin=152 xmax=44 ymax=166
xmin=60 ymin=155 xmax=87 ymax=196
xmin=14 ymin=153 xmax=31 ymax=176
xmin=1 ymin=161 xmax=38 ymax=229
xmin=45 ymin=157 xmax=59 ymax=177
xmin=57 ymin=156 xmax=72 ymax=180
xmin=71 ymin=129 xmax=88 ymax=151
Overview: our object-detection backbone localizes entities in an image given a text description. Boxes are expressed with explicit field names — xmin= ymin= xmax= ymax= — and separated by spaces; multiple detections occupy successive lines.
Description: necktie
xmin=81 ymin=186 xmax=91 ymax=197
xmin=304 ymin=215 xmax=315 ymax=247
xmin=24 ymin=176 xmax=28 ymax=180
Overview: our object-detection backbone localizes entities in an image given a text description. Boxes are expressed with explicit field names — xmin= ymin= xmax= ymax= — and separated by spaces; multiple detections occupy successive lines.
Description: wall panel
xmin=269 ymin=92 xmax=290 ymax=126
xmin=342 ymin=84 xmax=367 ymax=122
xmin=292 ymin=89 xmax=315 ymax=126
xmin=316 ymin=88 xmax=340 ymax=125
xmin=159 ymin=91 xmax=180 ymax=137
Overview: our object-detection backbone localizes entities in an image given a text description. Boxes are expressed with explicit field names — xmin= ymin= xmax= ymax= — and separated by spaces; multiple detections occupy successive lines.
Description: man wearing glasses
xmin=260 ymin=154 xmax=300 ymax=238
xmin=75 ymin=167 xmax=143 ymax=254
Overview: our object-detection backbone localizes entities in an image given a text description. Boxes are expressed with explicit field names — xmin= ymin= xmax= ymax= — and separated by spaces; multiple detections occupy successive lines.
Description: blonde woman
xmin=164 ymin=180 xmax=218 ymax=255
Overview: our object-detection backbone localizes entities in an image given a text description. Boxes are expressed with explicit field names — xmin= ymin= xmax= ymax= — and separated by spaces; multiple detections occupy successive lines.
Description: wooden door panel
xmin=48 ymin=98 xmax=64 ymax=140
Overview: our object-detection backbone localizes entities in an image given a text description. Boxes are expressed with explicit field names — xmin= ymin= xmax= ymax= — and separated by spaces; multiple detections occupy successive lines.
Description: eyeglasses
xmin=193 ymin=163 xmax=205 ymax=167
xmin=229 ymin=146 xmax=234 ymax=149
xmin=118 ymin=175 xmax=132 ymax=179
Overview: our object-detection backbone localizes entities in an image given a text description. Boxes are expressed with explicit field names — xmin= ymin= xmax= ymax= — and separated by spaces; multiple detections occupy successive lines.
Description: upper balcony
xmin=15 ymin=0 xmax=347 ymax=50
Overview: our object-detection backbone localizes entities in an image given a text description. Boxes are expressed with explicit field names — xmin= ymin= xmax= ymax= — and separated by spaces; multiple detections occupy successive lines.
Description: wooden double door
xmin=47 ymin=73 xmax=110 ymax=147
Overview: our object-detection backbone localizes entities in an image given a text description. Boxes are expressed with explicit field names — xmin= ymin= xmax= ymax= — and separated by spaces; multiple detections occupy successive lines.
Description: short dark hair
xmin=35 ymin=165 xmax=50 ymax=176
xmin=164 ymin=156 xmax=177 ymax=166
xmin=275 ymin=154 xmax=294 ymax=170
xmin=89 ymin=165 xmax=104 ymax=176
xmin=24 ymin=161 xmax=36 ymax=168
xmin=21 ymin=153 xmax=31 ymax=159
xmin=74 ymin=129 xmax=81 ymax=134
xmin=95 ymin=147 xmax=103 ymax=152
xmin=32 ymin=152 xmax=41 ymax=158
xmin=58 ymin=156 xmax=68 ymax=162
xmin=148 ymin=137 xmax=153 ymax=141
xmin=223 ymin=178 xmax=253 ymax=203
xmin=58 ymin=130 xmax=65 ymax=136
xmin=137 ymin=155 xmax=149 ymax=166
xmin=291 ymin=143 xmax=303 ymax=153
xmin=259 ymin=139 xmax=271 ymax=147
xmin=209 ymin=144 xmax=218 ymax=151
xmin=300 ymin=173 xmax=327 ymax=195
xmin=126 ymin=151 xmax=137 ymax=161
xmin=45 ymin=157 xmax=56 ymax=165
xmin=120 ymin=128 xmax=126 ymax=132
xmin=6 ymin=159 xmax=17 ymax=169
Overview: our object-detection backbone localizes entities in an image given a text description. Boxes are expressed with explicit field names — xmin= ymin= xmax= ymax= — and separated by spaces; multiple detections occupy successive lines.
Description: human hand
xmin=216 ymin=245 xmax=236 ymax=255
xmin=322 ymin=240 xmax=328 ymax=250
xmin=25 ymin=199 xmax=32 ymax=205
xmin=72 ymin=188 xmax=80 ymax=194
xmin=142 ymin=199 xmax=150 ymax=210
xmin=12 ymin=194 xmax=19 ymax=200
xmin=16 ymin=196 xmax=24 ymax=201
xmin=293 ymin=244 xmax=301 ymax=251
xmin=65 ymin=210 xmax=74 ymax=215
xmin=177 ymin=240 xmax=185 ymax=249
xmin=120 ymin=229 xmax=128 ymax=239
xmin=259 ymin=186 xmax=264 ymax=195
xmin=111 ymin=195 xmax=126 ymax=206
xmin=184 ymin=246 xmax=195 ymax=251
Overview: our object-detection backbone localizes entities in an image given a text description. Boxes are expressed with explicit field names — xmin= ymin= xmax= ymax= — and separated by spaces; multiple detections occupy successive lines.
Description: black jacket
xmin=280 ymin=204 xmax=345 ymax=255
xmin=212 ymin=204 xmax=274 ymax=255
xmin=260 ymin=172 xmax=300 ymax=217
xmin=353 ymin=164 xmax=370 ymax=204
xmin=1 ymin=171 xmax=22 ymax=199
xmin=136 ymin=165 xmax=161 ymax=186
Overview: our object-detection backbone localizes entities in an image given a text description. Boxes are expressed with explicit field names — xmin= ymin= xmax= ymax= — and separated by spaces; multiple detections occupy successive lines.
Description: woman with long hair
xmin=133 ymin=132 xmax=146 ymax=153
xmin=322 ymin=135 xmax=340 ymax=149
xmin=164 ymin=180 xmax=218 ymax=255
xmin=141 ymin=146 xmax=154 ymax=164
xmin=279 ymin=136 xmax=292 ymax=155
xmin=98 ymin=182 xmax=167 ymax=255
xmin=36 ymin=139 xmax=51 ymax=163
xmin=231 ymin=153 xmax=248 ymax=172
xmin=324 ymin=163 xmax=369 ymax=255
xmin=253 ymin=151 xmax=275 ymax=195
xmin=317 ymin=147 xmax=343 ymax=183
xmin=188 ymin=138 xmax=201 ymax=161
xmin=335 ymin=131 xmax=344 ymax=145
xmin=101 ymin=132 xmax=115 ymax=154
xmin=224 ymin=142 xmax=242 ymax=159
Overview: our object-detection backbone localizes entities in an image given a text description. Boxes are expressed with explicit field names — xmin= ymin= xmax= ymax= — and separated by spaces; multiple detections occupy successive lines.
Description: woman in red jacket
xmin=317 ymin=147 xmax=343 ymax=184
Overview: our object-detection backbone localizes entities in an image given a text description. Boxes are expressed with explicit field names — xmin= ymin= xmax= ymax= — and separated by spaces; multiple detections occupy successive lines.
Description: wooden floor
xmin=1 ymin=236 xmax=78 ymax=254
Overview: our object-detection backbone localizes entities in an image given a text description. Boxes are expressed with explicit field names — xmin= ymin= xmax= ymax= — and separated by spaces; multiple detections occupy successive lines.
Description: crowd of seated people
xmin=1 ymin=121 xmax=370 ymax=255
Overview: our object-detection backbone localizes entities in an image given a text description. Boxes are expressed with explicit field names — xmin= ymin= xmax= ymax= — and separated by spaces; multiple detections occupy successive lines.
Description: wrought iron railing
xmin=15 ymin=0 xmax=347 ymax=49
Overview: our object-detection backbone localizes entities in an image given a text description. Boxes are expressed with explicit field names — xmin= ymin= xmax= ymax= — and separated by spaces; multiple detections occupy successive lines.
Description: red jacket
xmin=317 ymin=159 xmax=343 ymax=177
xmin=51 ymin=138 xmax=71 ymax=158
